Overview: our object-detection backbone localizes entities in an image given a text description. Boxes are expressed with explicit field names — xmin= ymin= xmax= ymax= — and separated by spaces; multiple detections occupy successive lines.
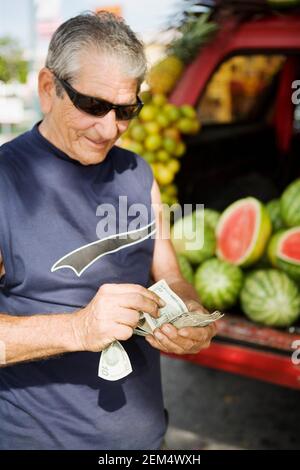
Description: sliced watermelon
xmin=268 ymin=227 xmax=300 ymax=281
xmin=216 ymin=197 xmax=272 ymax=267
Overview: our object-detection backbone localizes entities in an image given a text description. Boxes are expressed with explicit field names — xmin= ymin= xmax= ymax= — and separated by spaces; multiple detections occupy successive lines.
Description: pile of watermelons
xmin=171 ymin=178 xmax=300 ymax=328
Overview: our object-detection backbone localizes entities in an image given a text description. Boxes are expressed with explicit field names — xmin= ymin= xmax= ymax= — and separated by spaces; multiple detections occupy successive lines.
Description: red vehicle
xmin=169 ymin=8 xmax=300 ymax=389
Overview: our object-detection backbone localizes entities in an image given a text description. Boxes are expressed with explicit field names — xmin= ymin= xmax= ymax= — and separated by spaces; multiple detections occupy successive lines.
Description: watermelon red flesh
xmin=280 ymin=229 xmax=300 ymax=264
xmin=218 ymin=202 xmax=257 ymax=263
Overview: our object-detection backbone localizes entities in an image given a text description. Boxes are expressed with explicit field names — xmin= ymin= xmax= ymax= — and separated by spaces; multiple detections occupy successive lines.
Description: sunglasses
xmin=53 ymin=73 xmax=143 ymax=120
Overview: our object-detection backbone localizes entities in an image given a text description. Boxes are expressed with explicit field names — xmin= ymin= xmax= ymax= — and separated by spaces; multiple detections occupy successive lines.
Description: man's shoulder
xmin=0 ymin=129 xmax=32 ymax=163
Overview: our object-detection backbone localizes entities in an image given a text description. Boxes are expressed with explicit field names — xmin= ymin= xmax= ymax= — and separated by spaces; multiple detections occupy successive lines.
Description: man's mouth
xmin=84 ymin=136 xmax=109 ymax=148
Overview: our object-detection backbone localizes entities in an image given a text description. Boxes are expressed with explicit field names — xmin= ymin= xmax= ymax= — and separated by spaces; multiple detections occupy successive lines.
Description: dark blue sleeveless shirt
xmin=0 ymin=123 xmax=166 ymax=450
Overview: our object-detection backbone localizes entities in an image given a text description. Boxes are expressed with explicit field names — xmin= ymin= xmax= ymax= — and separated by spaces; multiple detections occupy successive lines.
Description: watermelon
xmin=267 ymin=227 xmax=300 ymax=281
xmin=280 ymin=179 xmax=300 ymax=227
xmin=194 ymin=258 xmax=243 ymax=310
xmin=204 ymin=208 xmax=220 ymax=232
xmin=171 ymin=210 xmax=216 ymax=264
xmin=177 ymin=254 xmax=194 ymax=284
xmin=266 ymin=199 xmax=285 ymax=232
xmin=240 ymin=269 xmax=300 ymax=327
xmin=216 ymin=197 xmax=272 ymax=267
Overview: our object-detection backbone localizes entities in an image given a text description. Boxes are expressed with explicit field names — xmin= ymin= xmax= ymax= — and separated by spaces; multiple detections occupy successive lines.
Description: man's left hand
xmin=145 ymin=300 xmax=218 ymax=355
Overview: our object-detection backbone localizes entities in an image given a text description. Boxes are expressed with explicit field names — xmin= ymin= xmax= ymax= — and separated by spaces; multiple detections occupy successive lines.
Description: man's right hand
xmin=72 ymin=284 xmax=164 ymax=352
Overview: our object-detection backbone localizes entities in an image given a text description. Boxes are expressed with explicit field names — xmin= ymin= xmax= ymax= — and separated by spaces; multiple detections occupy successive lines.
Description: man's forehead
xmin=76 ymin=52 xmax=138 ymax=100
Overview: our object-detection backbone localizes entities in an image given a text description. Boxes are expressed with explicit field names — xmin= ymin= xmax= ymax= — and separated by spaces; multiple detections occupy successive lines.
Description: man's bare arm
xmin=0 ymin=312 xmax=81 ymax=366
xmin=0 ymin=283 xmax=162 ymax=368
xmin=147 ymin=179 xmax=217 ymax=355
xmin=150 ymin=180 xmax=200 ymax=308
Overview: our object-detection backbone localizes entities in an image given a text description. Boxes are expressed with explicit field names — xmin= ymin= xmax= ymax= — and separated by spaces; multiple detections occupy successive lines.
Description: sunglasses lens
xmin=116 ymin=104 xmax=141 ymax=120
xmin=76 ymin=96 xmax=111 ymax=117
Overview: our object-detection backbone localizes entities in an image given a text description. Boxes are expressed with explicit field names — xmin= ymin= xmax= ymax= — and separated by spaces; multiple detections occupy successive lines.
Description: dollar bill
xmin=98 ymin=341 xmax=132 ymax=381
xmin=142 ymin=279 xmax=223 ymax=332
xmin=99 ymin=279 xmax=224 ymax=381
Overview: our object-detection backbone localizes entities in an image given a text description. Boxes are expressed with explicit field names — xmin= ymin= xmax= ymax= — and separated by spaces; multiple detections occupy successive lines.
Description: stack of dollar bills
xmin=98 ymin=279 xmax=223 ymax=381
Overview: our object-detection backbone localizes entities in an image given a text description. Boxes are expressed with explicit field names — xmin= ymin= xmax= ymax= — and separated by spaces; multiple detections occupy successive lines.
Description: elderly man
xmin=0 ymin=12 xmax=216 ymax=450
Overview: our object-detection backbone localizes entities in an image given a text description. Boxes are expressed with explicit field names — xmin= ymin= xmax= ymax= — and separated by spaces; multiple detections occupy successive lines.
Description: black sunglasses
xmin=53 ymin=73 xmax=143 ymax=120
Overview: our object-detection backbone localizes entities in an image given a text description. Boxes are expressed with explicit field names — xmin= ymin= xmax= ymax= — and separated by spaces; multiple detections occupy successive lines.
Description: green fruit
xmin=177 ymin=254 xmax=194 ymax=284
xmin=163 ymin=137 xmax=177 ymax=155
xmin=157 ymin=150 xmax=170 ymax=163
xmin=144 ymin=121 xmax=161 ymax=135
xmin=130 ymin=124 xmax=147 ymax=142
xmin=280 ymin=179 xmax=300 ymax=227
xmin=167 ymin=159 xmax=180 ymax=174
xmin=142 ymin=151 xmax=156 ymax=164
xmin=163 ymin=104 xmax=181 ymax=122
xmin=180 ymin=104 xmax=197 ymax=119
xmin=204 ymin=208 xmax=221 ymax=232
xmin=139 ymin=105 xmax=158 ymax=122
xmin=156 ymin=114 xmax=170 ymax=129
xmin=240 ymin=269 xmax=300 ymax=327
xmin=171 ymin=210 xmax=216 ymax=264
xmin=124 ymin=141 xmax=144 ymax=154
xmin=194 ymin=258 xmax=243 ymax=310
xmin=217 ymin=197 xmax=272 ymax=267
xmin=144 ymin=134 xmax=162 ymax=151
xmin=174 ymin=141 xmax=186 ymax=158
xmin=177 ymin=118 xmax=198 ymax=134
xmin=152 ymin=94 xmax=167 ymax=107
xmin=267 ymin=227 xmax=300 ymax=281
xmin=266 ymin=199 xmax=285 ymax=232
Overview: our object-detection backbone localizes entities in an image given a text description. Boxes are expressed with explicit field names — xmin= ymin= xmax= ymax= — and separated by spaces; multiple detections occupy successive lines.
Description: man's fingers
xmin=160 ymin=324 xmax=196 ymax=350
xmin=177 ymin=323 xmax=217 ymax=341
xmin=115 ymin=308 xmax=140 ymax=328
xmin=121 ymin=293 xmax=160 ymax=318
xmin=99 ymin=283 xmax=165 ymax=308
xmin=145 ymin=335 xmax=168 ymax=353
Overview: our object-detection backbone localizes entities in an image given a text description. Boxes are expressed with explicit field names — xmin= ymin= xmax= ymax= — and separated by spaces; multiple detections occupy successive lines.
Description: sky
xmin=0 ymin=0 xmax=179 ymax=51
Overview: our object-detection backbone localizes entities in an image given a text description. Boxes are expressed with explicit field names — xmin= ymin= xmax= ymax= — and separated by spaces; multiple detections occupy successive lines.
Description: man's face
xmin=43 ymin=53 xmax=138 ymax=165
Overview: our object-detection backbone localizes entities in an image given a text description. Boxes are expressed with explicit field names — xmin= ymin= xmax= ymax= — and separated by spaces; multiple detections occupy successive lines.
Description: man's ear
xmin=38 ymin=68 xmax=57 ymax=114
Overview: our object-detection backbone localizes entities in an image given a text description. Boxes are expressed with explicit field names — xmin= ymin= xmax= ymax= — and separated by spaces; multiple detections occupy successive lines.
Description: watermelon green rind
xmin=267 ymin=227 xmax=300 ymax=281
xmin=266 ymin=199 xmax=285 ymax=232
xmin=171 ymin=210 xmax=216 ymax=264
xmin=177 ymin=254 xmax=194 ymax=284
xmin=280 ymin=179 xmax=300 ymax=227
xmin=204 ymin=209 xmax=221 ymax=232
xmin=216 ymin=197 xmax=272 ymax=267
xmin=194 ymin=258 xmax=243 ymax=310
xmin=240 ymin=269 xmax=300 ymax=327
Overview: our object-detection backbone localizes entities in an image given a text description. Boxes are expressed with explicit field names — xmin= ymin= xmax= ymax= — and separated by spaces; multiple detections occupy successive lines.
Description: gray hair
xmin=45 ymin=11 xmax=147 ymax=96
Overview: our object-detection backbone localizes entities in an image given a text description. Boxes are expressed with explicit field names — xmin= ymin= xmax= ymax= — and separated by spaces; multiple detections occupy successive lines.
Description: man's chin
xmin=78 ymin=150 xmax=109 ymax=165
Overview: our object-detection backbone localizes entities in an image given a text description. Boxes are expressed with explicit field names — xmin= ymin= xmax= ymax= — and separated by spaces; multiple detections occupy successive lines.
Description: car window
xmin=197 ymin=54 xmax=285 ymax=124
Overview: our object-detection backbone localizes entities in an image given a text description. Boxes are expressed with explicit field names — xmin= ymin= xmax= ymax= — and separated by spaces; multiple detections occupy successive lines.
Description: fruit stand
xmin=121 ymin=1 xmax=300 ymax=389
xmin=167 ymin=3 xmax=300 ymax=390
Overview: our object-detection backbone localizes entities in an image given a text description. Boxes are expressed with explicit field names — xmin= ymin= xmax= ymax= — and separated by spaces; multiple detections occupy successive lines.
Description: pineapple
xmin=147 ymin=13 xmax=218 ymax=96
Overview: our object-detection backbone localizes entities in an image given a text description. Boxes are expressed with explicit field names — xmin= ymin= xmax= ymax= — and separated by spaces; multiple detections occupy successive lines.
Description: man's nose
xmin=94 ymin=110 xmax=118 ymax=140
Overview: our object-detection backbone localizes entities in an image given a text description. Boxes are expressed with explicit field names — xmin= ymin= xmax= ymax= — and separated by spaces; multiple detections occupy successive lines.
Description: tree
xmin=0 ymin=36 xmax=29 ymax=84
